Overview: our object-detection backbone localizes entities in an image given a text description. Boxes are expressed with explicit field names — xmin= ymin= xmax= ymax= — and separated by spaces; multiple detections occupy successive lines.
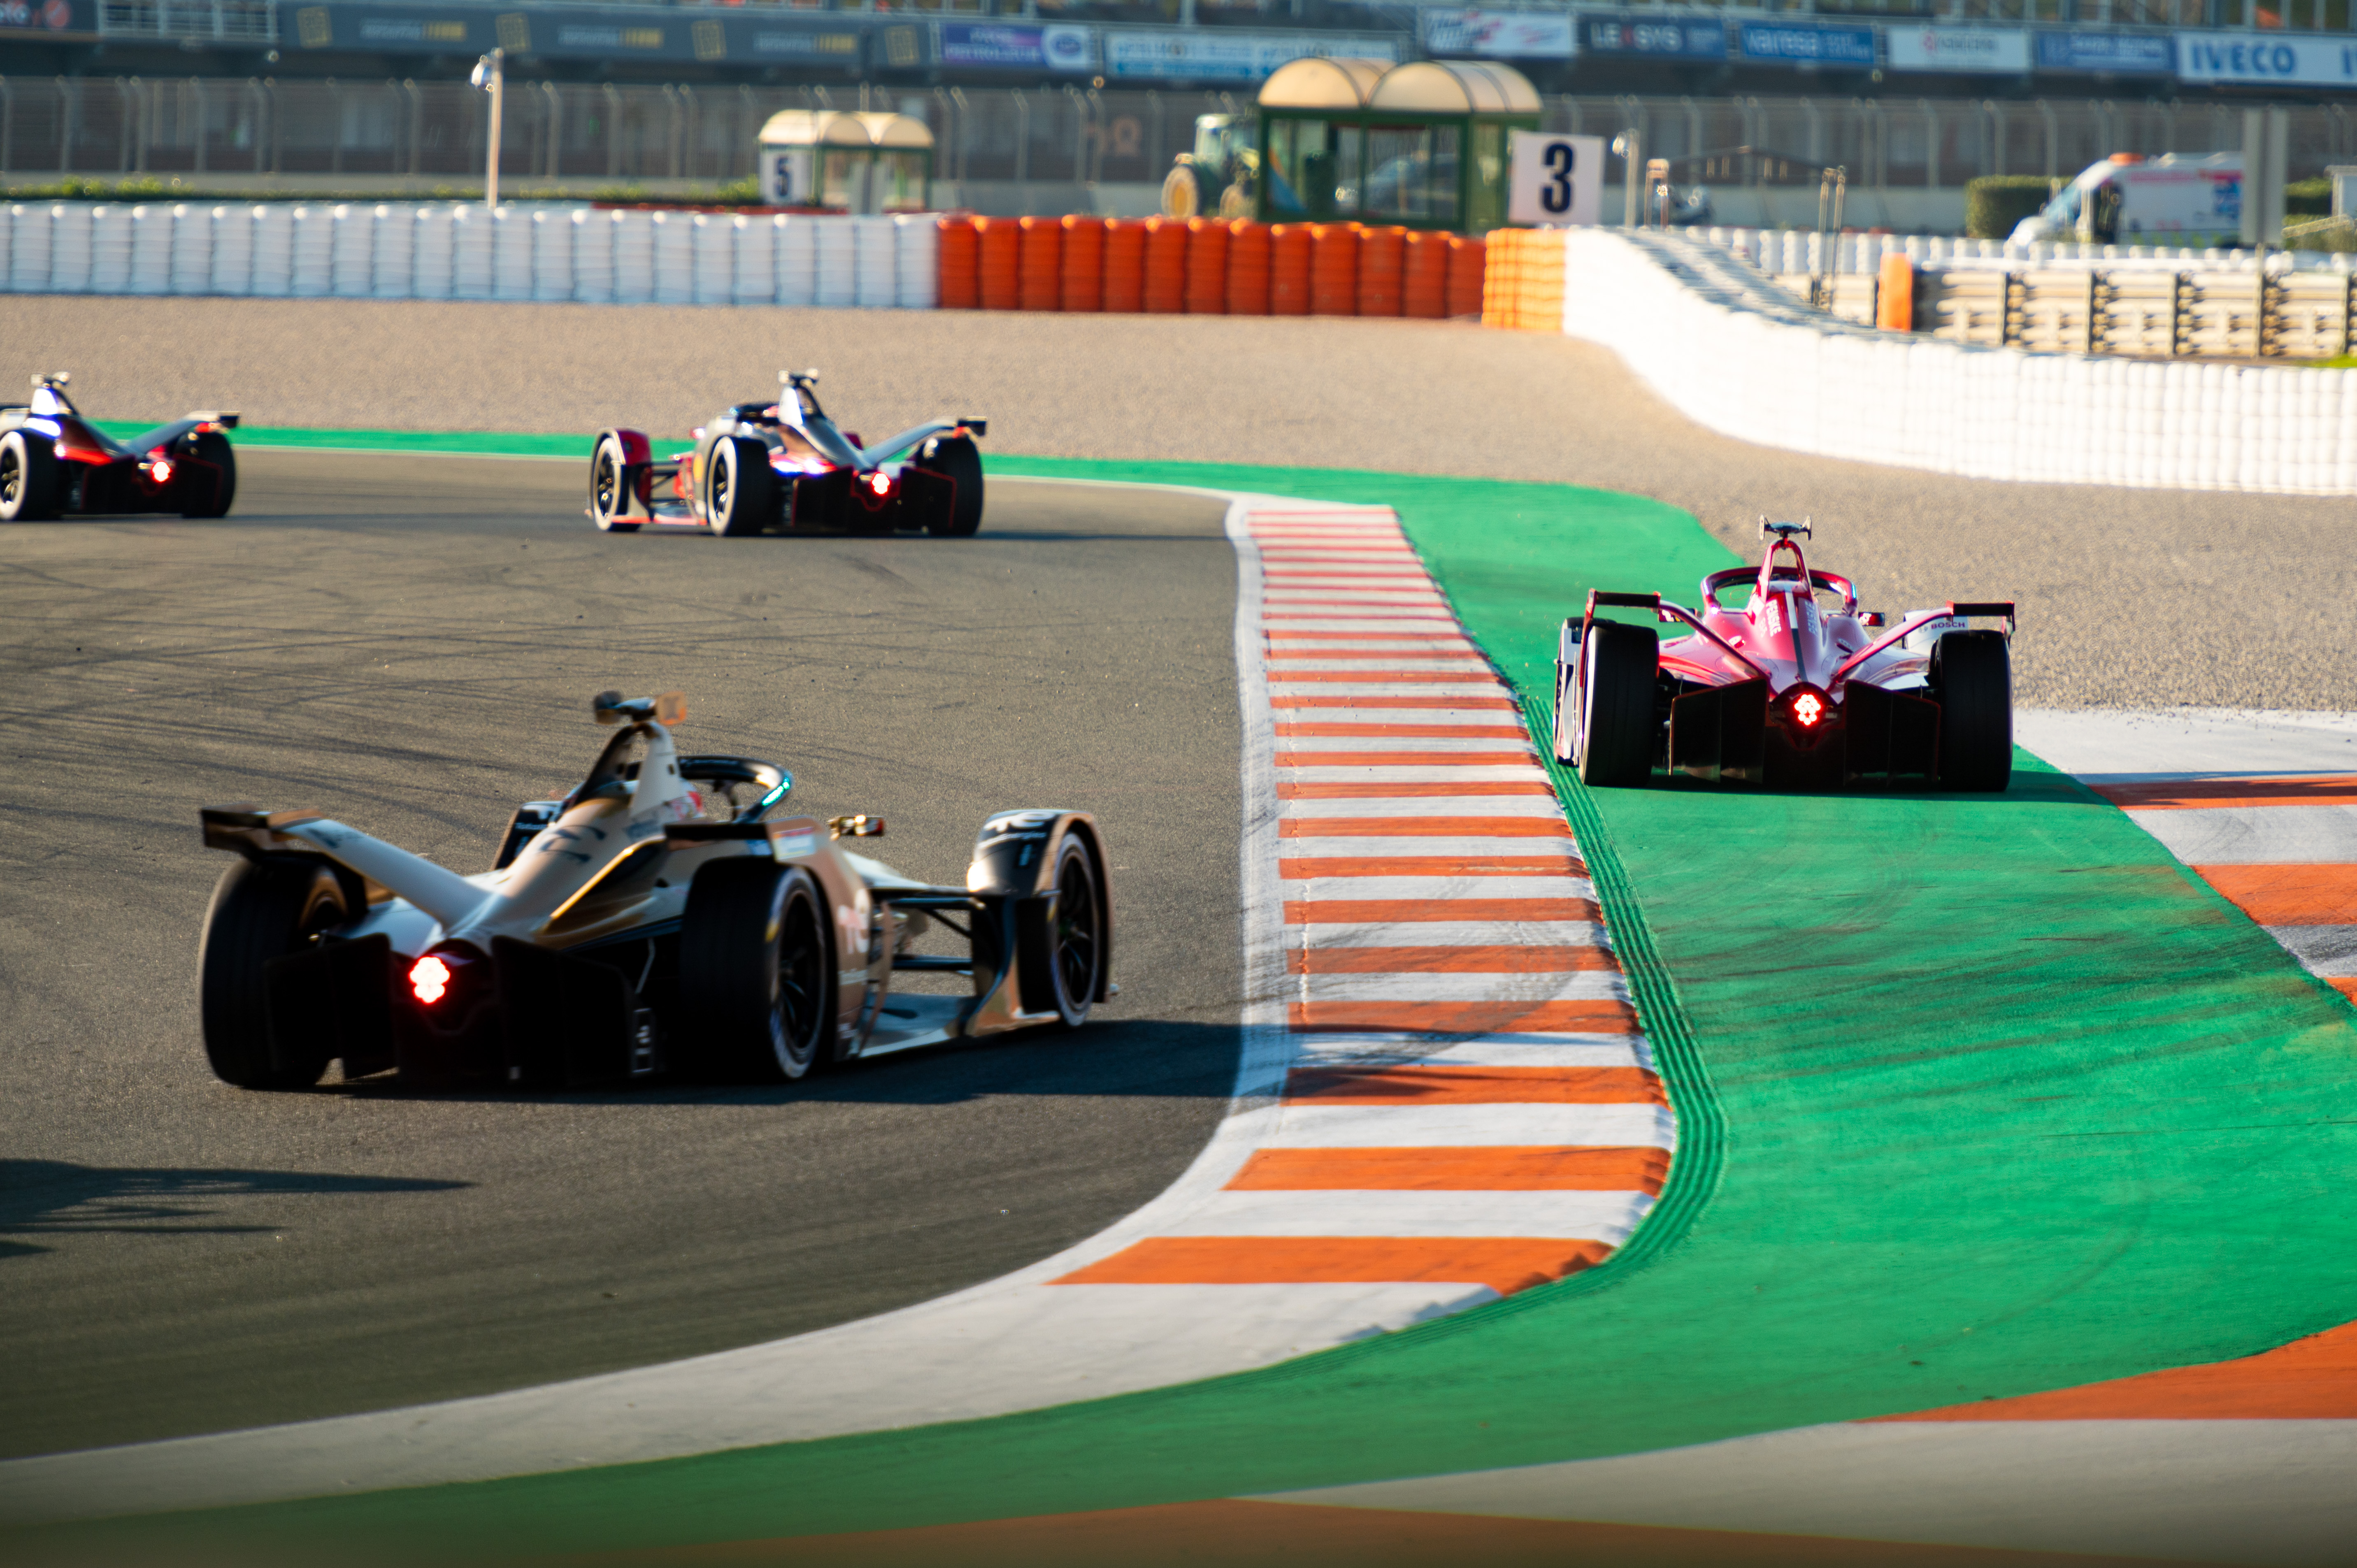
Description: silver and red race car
xmin=588 ymin=370 xmax=986 ymax=538
xmin=1556 ymin=521 xmax=2017 ymax=791
xmin=0 ymin=372 xmax=238 ymax=522
xmin=195 ymin=690 xmax=1111 ymax=1090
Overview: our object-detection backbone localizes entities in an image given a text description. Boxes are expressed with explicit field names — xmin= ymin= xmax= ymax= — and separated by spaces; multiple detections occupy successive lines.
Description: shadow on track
xmin=0 ymin=1159 xmax=469 ymax=1259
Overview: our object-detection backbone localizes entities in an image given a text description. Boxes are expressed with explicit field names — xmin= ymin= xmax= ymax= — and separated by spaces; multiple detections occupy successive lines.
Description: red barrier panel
xmin=1309 ymin=223 xmax=1360 ymax=316
xmin=976 ymin=217 xmax=1021 ymax=311
xmin=1268 ymin=223 xmax=1312 ymax=316
xmin=1401 ymin=229 xmax=1448 ymax=320
xmin=1103 ymin=218 xmax=1148 ymax=313
xmin=1018 ymin=216 xmax=1062 ymax=312
xmin=1143 ymin=216 xmax=1190 ymax=314
xmin=937 ymin=216 xmax=980 ymax=311
xmin=1445 ymin=234 xmax=1487 ymax=319
xmin=1060 ymin=215 xmax=1106 ymax=313
xmin=1225 ymin=220 xmax=1271 ymax=316
xmin=1184 ymin=216 xmax=1229 ymax=315
xmin=1357 ymin=225 xmax=1406 ymax=318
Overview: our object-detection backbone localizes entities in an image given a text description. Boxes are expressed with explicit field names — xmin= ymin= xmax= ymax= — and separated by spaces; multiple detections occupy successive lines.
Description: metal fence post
xmin=0 ymin=77 xmax=12 ymax=175
xmin=1013 ymin=88 xmax=1030 ymax=184
xmin=545 ymin=79 xmax=562 ymax=179
xmin=191 ymin=77 xmax=206 ymax=174
xmin=603 ymin=83 xmax=622 ymax=179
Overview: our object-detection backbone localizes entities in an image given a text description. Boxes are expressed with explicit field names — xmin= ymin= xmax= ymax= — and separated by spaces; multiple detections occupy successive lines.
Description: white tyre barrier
xmin=776 ymin=214 xmax=816 ymax=307
xmin=371 ymin=204 xmax=414 ymax=300
xmin=492 ymin=208 xmax=533 ymax=302
xmin=170 ymin=205 xmax=212 ymax=295
xmin=288 ymin=205 xmax=332 ymax=297
xmin=894 ymin=214 xmax=937 ymax=309
xmin=572 ymin=209 xmax=614 ymax=304
xmin=651 ymin=212 xmax=693 ymax=304
xmin=330 ymin=205 xmax=373 ymax=297
xmin=852 ymin=214 xmax=896 ymax=308
xmin=531 ymin=209 xmax=572 ymax=302
xmin=612 ymin=210 xmax=655 ymax=303
xmin=451 ymin=206 xmax=494 ymax=300
xmin=690 ymin=214 xmax=732 ymax=305
xmin=81 ymin=206 xmax=123 ymax=295
xmin=130 ymin=205 xmax=172 ymax=297
xmin=210 ymin=206 xmax=253 ymax=296
xmin=413 ymin=206 xmax=455 ymax=300
xmin=11 ymin=205 xmax=51 ymax=291
xmin=251 ymin=204 xmax=294 ymax=295
xmin=731 ymin=214 xmax=774 ymax=305
xmin=814 ymin=218 xmax=856 ymax=308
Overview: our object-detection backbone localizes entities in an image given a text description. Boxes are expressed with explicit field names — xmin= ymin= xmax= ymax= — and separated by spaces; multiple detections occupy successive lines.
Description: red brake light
xmin=1792 ymin=692 xmax=1824 ymax=728
xmin=867 ymin=472 xmax=892 ymax=495
xmin=410 ymin=955 xmax=452 ymax=1005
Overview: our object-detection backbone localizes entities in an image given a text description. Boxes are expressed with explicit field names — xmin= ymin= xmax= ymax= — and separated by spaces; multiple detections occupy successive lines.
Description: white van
xmin=2009 ymin=153 xmax=2242 ymax=246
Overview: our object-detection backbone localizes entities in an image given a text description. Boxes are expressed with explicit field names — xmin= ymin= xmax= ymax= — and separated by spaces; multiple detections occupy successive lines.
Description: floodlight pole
xmin=474 ymin=48 xmax=505 ymax=209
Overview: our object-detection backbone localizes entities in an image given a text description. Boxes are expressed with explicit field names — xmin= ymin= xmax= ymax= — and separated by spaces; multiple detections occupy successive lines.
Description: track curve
xmin=0 ymin=453 xmax=1244 ymax=1459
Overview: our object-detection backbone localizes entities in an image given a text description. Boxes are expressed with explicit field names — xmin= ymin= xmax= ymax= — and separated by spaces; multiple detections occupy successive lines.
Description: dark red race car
xmin=588 ymin=369 xmax=985 ymax=539
xmin=0 ymin=373 xmax=239 ymax=522
xmin=1557 ymin=521 xmax=2018 ymax=792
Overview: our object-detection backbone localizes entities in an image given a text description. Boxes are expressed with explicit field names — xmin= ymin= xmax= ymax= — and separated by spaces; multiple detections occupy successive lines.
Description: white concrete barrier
xmin=1563 ymin=229 xmax=2357 ymax=497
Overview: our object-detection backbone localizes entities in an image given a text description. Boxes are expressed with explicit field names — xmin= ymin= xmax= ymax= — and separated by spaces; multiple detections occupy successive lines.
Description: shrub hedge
xmin=1964 ymin=175 xmax=2057 ymax=239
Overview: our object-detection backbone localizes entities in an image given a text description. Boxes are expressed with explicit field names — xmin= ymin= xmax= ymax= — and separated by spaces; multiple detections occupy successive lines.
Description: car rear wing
xmin=1579 ymin=589 xmax=1773 ymax=685
xmin=1830 ymin=601 xmax=2017 ymax=691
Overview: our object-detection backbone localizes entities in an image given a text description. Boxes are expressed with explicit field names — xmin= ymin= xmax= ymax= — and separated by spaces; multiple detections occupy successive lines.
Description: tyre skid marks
xmin=1061 ymin=502 xmax=1674 ymax=1299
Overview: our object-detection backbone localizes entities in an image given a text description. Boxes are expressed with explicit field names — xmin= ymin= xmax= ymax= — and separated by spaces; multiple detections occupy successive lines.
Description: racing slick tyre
xmin=679 ymin=859 xmax=829 ymax=1081
xmin=178 ymin=430 xmax=237 ymax=518
xmin=0 ymin=428 xmax=59 ymax=522
xmin=1018 ymin=831 xmax=1105 ymax=1029
xmin=589 ymin=433 xmax=639 ymax=533
xmin=916 ymin=434 xmax=984 ymax=538
xmin=1932 ymin=630 xmax=2013 ymax=792
xmin=1573 ymin=620 xmax=1659 ymax=789
xmin=198 ymin=855 xmax=353 ymax=1089
xmin=706 ymin=435 xmax=776 ymax=538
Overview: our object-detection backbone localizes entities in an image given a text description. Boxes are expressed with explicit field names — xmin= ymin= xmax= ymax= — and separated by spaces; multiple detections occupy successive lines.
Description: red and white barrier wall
xmin=1561 ymin=228 xmax=2357 ymax=496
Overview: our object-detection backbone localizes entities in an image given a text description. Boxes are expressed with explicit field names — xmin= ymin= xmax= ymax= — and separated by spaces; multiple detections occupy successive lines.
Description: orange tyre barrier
xmin=1269 ymin=223 xmax=1312 ymax=316
xmin=1143 ymin=216 xmax=1190 ymax=314
xmin=976 ymin=216 xmax=1021 ymax=311
xmin=1225 ymin=220 xmax=1271 ymax=316
xmin=1444 ymin=234 xmax=1485 ymax=318
xmin=936 ymin=216 xmax=980 ymax=311
xmin=1184 ymin=216 xmax=1229 ymax=314
xmin=1401 ymin=229 xmax=1448 ymax=320
xmin=1060 ymin=214 xmax=1106 ymax=313
xmin=1102 ymin=218 xmax=1148 ymax=313
xmin=1309 ymin=222 xmax=1360 ymax=316
xmin=1480 ymin=229 xmax=1563 ymax=331
xmin=1017 ymin=216 xmax=1062 ymax=312
xmin=1357 ymin=225 xmax=1406 ymax=318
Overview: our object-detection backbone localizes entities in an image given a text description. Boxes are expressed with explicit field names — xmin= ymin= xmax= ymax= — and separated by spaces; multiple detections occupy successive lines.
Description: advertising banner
xmin=0 ymin=0 xmax=79 ymax=32
xmin=284 ymin=3 xmax=869 ymax=65
xmin=1736 ymin=20 xmax=1878 ymax=67
xmin=937 ymin=22 xmax=1095 ymax=73
xmin=2034 ymin=30 xmax=2173 ymax=74
xmin=1103 ymin=30 xmax=1401 ymax=82
xmin=1507 ymin=130 xmax=1603 ymax=227
xmin=1423 ymin=8 xmax=1575 ymax=60
xmin=1579 ymin=13 xmax=1725 ymax=62
xmin=1886 ymin=26 xmax=2029 ymax=74
xmin=2176 ymin=30 xmax=2357 ymax=88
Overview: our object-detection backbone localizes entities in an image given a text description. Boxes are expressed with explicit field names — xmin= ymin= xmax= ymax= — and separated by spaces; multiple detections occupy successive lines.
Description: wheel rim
xmin=593 ymin=448 xmax=620 ymax=519
xmin=1052 ymin=849 xmax=1098 ymax=1012
xmin=770 ymin=890 xmax=823 ymax=1073
xmin=710 ymin=448 xmax=732 ymax=525
xmin=1 ymin=447 xmax=19 ymax=509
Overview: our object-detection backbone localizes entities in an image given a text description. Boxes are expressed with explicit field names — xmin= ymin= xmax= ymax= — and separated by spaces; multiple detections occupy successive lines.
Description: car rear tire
xmin=177 ymin=430 xmax=237 ymax=518
xmin=1932 ymin=630 xmax=2013 ymax=792
xmin=1018 ymin=832 xmax=1104 ymax=1028
xmin=916 ymin=434 xmax=983 ymax=538
xmin=0 ymin=429 xmax=59 ymax=522
xmin=679 ymin=859 xmax=829 ymax=1081
xmin=199 ymin=855 xmax=351 ymax=1089
xmin=1574 ymin=621 xmax=1659 ymax=788
xmin=589 ymin=433 xmax=639 ymax=533
xmin=707 ymin=435 xmax=776 ymax=538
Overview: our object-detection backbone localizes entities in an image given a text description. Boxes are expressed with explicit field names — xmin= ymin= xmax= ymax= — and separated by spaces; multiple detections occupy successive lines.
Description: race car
xmin=0 ymin=372 xmax=238 ymax=522
xmin=588 ymin=369 xmax=986 ymax=538
xmin=195 ymin=690 xmax=1111 ymax=1090
xmin=1556 ymin=521 xmax=2017 ymax=792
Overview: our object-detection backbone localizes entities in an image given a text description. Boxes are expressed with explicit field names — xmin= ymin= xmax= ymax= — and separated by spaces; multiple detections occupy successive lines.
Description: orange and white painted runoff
xmin=0 ymin=493 xmax=1678 ymax=1524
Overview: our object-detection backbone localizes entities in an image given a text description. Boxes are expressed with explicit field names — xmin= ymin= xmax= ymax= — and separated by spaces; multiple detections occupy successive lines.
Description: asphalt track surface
xmin=0 ymin=453 xmax=1243 ymax=1459
xmin=7 ymin=294 xmax=2356 ymax=708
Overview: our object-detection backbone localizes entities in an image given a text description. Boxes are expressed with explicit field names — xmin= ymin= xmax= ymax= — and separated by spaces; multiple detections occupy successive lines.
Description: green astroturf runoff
xmin=27 ymin=444 xmax=2357 ymax=1560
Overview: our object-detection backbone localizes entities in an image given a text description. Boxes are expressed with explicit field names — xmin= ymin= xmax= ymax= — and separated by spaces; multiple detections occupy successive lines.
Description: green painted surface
xmin=26 ymin=455 xmax=2357 ymax=1561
